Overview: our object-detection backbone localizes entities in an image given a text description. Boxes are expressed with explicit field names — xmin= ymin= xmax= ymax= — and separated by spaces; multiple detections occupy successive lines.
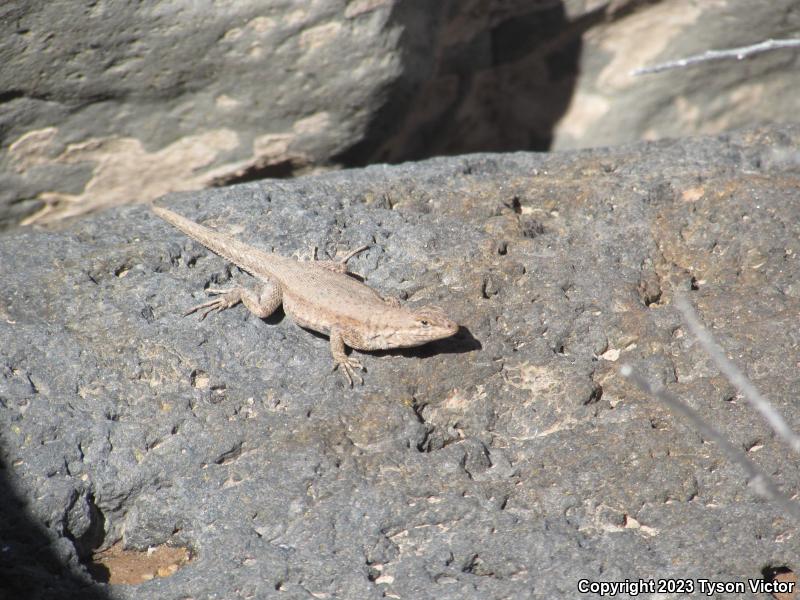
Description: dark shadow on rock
xmin=0 ymin=455 xmax=110 ymax=600
xmin=209 ymin=158 xmax=301 ymax=187
xmin=262 ymin=305 xmax=286 ymax=326
xmin=299 ymin=323 xmax=478 ymax=352
xmin=298 ymin=324 xmax=479 ymax=359
xmin=335 ymin=1 xmax=593 ymax=166
xmin=372 ymin=326 xmax=481 ymax=359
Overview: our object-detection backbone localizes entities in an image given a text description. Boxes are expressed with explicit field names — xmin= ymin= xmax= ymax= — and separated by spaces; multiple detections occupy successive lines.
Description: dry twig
xmin=620 ymin=293 xmax=800 ymax=519
xmin=632 ymin=38 xmax=800 ymax=76
xmin=621 ymin=364 xmax=800 ymax=520
xmin=674 ymin=295 xmax=800 ymax=454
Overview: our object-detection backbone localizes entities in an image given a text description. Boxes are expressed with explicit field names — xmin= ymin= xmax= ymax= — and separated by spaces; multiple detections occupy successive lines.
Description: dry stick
xmin=620 ymin=365 xmax=800 ymax=520
xmin=632 ymin=38 xmax=800 ymax=76
xmin=674 ymin=295 xmax=800 ymax=454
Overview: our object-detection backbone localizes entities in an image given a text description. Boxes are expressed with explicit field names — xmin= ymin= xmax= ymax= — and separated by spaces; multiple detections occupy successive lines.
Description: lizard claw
xmin=184 ymin=288 xmax=242 ymax=320
xmin=333 ymin=356 xmax=364 ymax=386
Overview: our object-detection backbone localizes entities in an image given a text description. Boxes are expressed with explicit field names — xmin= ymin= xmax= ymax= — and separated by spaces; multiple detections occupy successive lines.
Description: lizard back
xmin=152 ymin=204 xmax=391 ymax=324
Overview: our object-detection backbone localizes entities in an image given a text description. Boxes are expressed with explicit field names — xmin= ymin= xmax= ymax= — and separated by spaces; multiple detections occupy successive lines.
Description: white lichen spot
xmin=247 ymin=15 xmax=275 ymax=33
xmin=8 ymin=127 xmax=60 ymax=171
xmin=293 ymin=112 xmax=331 ymax=135
xmin=285 ymin=9 xmax=309 ymax=27
xmin=215 ymin=94 xmax=241 ymax=109
xmin=223 ymin=27 xmax=242 ymax=41
xmin=599 ymin=347 xmax=621 ymax=361
xmin=299 ymin=22 xmax=342 ymax=51
xmin=504 ymin=362 xmax=560 ymax=397
xmin=253 ymin=133 xmax=293 ymax=158
xmin=345 ymin=0 xmax=391 ymax=19
xmin=21 ymin=129 xmax=240 ymax=224
xmin=681 ymin=186 xmax=705 ymax=202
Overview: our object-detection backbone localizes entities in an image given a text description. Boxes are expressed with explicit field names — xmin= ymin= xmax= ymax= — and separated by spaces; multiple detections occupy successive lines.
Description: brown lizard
xmin=151 ymin=205 xmax=459 ymax=385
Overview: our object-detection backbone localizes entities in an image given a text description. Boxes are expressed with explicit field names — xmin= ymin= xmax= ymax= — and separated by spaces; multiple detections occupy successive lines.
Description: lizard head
xmin=390 ymin=305 xmax=459 ymax=347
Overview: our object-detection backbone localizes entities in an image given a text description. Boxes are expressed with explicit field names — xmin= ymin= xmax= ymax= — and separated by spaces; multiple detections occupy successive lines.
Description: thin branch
xmin=632 ymin=38 xmax=800 ymax=76
xmin=620 ymin=364 xmax=800 ymax=520
xmin=674 ymin=295 xmax=800 ymax=454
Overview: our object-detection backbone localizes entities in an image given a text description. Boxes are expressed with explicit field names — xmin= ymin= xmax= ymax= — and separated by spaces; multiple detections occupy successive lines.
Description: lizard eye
xmin=420 ymin=319 xmax=429 ymax=326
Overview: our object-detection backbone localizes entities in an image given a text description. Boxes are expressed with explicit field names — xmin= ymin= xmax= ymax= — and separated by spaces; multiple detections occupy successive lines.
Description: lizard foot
xmin=184 ymin=288 xmax=242 ymax=320
xmin=332 ymin=356 xmax=364 ymax=387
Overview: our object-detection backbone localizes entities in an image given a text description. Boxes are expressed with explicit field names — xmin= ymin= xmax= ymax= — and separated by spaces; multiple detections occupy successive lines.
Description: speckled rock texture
xmin=3 ymin=0 xmax=798 ymax=228
xmin=1 ymin=124 xmax=799 ymax=599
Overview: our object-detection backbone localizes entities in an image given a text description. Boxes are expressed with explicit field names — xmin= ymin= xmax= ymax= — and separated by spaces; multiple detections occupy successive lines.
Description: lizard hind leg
xmin=313 ymin=244 xmax=370 ymax=275
xmin=338 ymin=244 xmax=370 ymax=265
xmin=184 ymin=279 xmax=282 ymax=321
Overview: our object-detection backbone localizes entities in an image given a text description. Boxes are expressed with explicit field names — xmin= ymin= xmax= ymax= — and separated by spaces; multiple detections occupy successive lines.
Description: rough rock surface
xmin=4 ymin=1 xmax=798 ymax=227
xmin=1 ymin=124 xmax=800 ymax=599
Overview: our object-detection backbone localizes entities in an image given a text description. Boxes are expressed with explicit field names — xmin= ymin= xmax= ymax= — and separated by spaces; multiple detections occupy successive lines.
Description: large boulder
xmin=4 ymin=1 xmax=798 ymax=227
xmin=1 ymin=0 xmax=572 ymax=226
xmin=2 ymin=124 xmax=799 ymax=598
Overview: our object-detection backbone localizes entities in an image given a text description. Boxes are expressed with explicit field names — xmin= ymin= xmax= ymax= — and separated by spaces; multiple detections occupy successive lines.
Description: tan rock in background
xmin=1 ymin=0 xmax=798 ymax=227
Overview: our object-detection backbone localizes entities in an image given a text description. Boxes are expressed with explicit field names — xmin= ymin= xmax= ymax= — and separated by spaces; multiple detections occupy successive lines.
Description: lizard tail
xmin=150 ymin=204 xmax=275 ymax=276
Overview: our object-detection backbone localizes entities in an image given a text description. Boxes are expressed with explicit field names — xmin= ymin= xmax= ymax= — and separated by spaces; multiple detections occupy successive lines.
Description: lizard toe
xmin=333 ymin=357 xmax=364 ymax=386
xmin=333 ymin=361 xmax=353 ymax=386
xmin=184 ymin=290 xmax=241 ymax=320
xmin=345 ymin=358 xmax=364 ymax=385
xmin=206 ymin=287 xmax=235 ymax=296
xmin=183 ymin=298 xmax=221 ymax=317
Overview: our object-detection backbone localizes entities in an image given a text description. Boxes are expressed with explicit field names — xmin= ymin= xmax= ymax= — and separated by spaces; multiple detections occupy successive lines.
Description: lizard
xmin=151 ymin=204 xmax=459 ymax=385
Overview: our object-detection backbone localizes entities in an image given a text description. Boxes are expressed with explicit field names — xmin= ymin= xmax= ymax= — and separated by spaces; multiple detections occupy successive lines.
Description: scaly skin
xmin=151 ymin=205 xmax=459 ymax=385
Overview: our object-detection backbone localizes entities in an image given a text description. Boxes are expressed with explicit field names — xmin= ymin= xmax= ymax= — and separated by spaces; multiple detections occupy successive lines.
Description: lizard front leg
xmin=184 ymin=278 xmax=282 ymax=321
xmin=329 ymin=325 xmax=365 ymax=386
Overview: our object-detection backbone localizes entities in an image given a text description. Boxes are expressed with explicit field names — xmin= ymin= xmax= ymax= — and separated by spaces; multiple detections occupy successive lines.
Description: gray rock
xmin=1 ymin=124 xmax=799 ymax=598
